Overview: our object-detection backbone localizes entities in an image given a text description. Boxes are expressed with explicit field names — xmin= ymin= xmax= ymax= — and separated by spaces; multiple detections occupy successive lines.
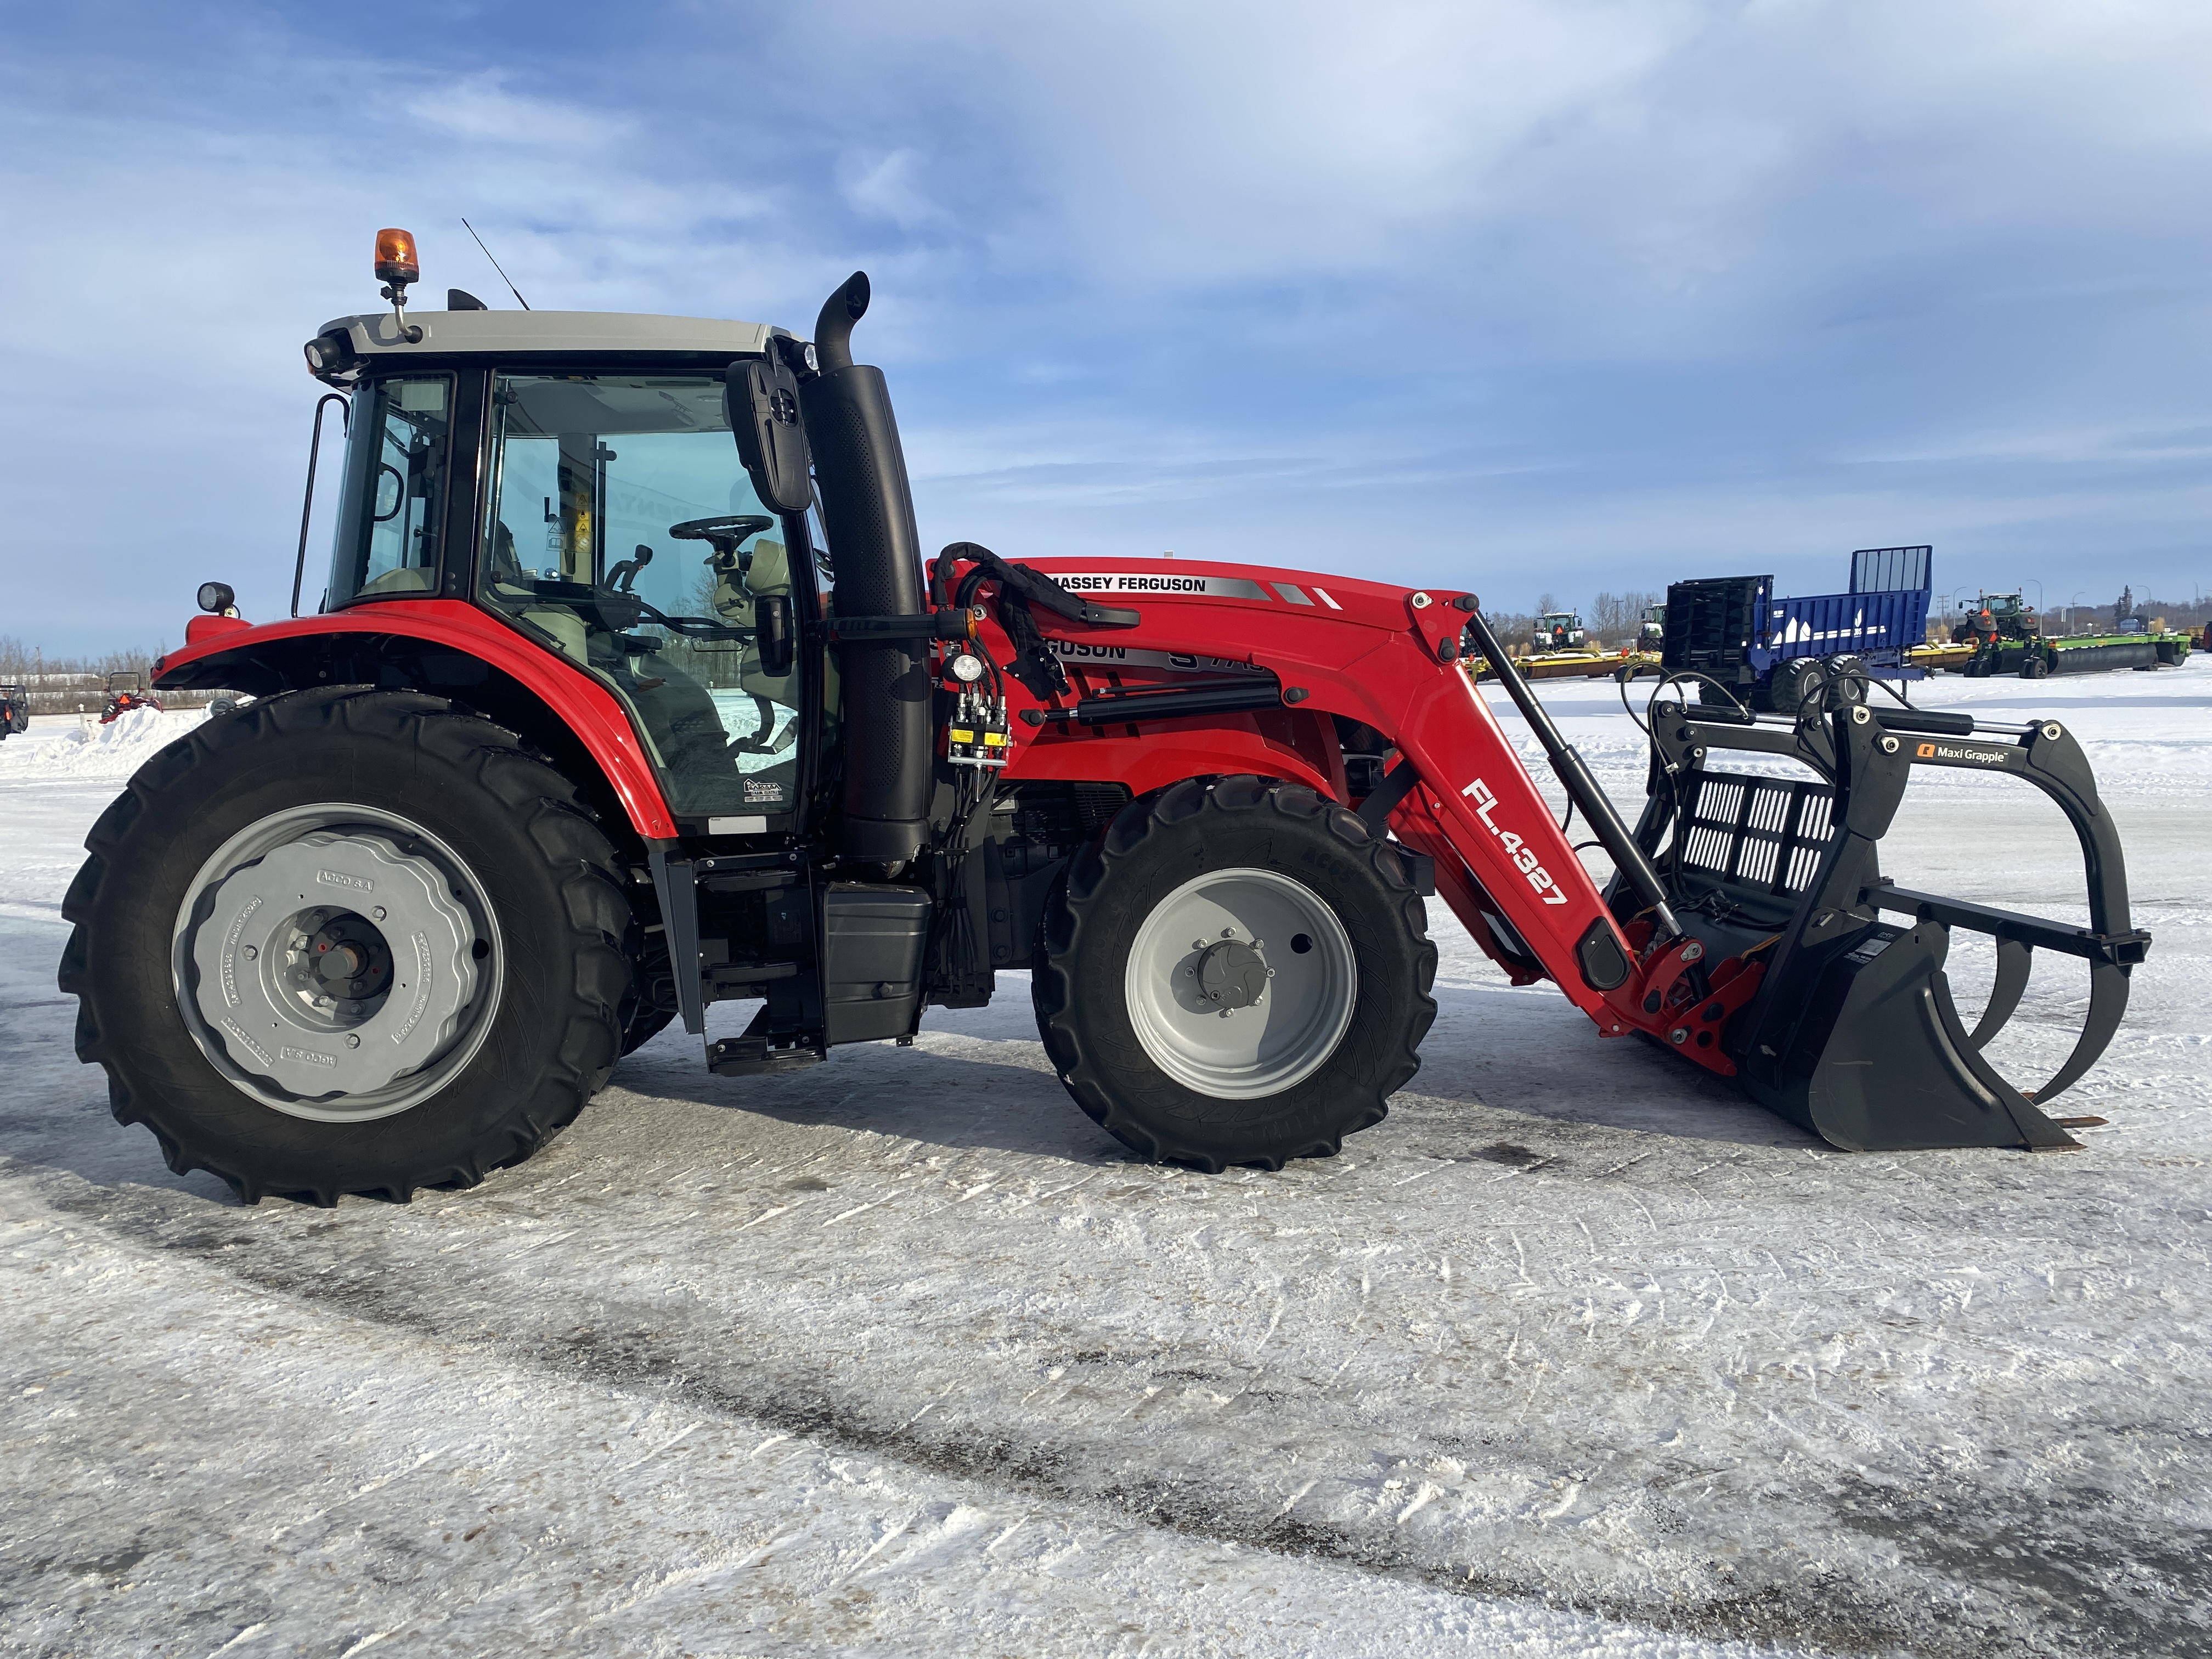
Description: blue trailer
xmin=1662 ymin=545 xmax=1932 ymax=713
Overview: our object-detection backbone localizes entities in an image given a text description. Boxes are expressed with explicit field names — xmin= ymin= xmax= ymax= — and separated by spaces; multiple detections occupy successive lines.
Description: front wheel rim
xmin=171 ymin=803 xmax=504 ymax=1122
xmin=1123 ymin=867 xmax=1357 ymax=1098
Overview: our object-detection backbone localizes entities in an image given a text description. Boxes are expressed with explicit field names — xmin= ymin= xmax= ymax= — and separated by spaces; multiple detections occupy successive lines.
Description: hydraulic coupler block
xmin=945 ymin=685 xmax=1011 ymax=768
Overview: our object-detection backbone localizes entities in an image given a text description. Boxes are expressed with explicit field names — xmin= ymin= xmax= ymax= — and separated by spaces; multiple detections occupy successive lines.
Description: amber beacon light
xmin=374 ymin=228 xmax=424 ymax=341
xmin=375 ymin=228 xmax=420 ymax=286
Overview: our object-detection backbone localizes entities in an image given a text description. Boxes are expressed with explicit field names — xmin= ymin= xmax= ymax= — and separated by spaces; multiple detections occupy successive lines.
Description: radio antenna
xmin=460 ymin=217 xmax=531 ymax=311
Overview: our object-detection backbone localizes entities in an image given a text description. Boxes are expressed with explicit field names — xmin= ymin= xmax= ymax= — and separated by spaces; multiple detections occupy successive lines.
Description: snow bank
xmin=0 ymin=707 xmax=205 ymax=783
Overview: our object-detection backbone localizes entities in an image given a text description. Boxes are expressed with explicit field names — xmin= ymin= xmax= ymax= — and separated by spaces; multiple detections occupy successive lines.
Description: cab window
xmin=476 ymin=371 xmax=818 ymax=827
xmin=328 ymin=375 xmax=451 ymax=606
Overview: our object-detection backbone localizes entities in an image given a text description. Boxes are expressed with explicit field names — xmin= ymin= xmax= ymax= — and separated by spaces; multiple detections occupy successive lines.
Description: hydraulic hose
xmin=1461 ymin=605 xmax=1683 ymax=943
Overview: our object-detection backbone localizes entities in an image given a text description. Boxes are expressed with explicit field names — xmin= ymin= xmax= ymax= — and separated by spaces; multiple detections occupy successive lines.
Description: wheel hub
xmin=184 ymin=828 xmax=481 ymax=1105
xmin=1124 ymin=867 xmax=1357 ymax=1098
xmin=1194 ymin=938 xmax=1269 ymax=1009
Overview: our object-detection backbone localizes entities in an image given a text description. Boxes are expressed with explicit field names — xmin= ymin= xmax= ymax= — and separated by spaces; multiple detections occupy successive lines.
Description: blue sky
xmin=4 ymin=0 xmax=2209 ymax=652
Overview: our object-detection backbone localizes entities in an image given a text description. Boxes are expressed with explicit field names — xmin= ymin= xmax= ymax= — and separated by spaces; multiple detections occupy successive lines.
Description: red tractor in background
xmin=60 ymin=232 xmax=2151 ymax=1205
xmin=98 ymin=671 xmax=164 ymax=723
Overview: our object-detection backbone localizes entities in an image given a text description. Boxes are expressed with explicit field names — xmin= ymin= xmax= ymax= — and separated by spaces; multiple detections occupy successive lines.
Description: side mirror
xmin=728 ymin=350 xmax=813 ymax=515
xmin=754 ymin=594 xmax=795 ymax=678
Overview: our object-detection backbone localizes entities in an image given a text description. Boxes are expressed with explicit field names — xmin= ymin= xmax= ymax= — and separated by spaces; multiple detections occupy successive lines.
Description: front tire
xmin=1034 ymin=777 xmax=1436 ymax=1172
xmin=60 ymin=688 xmax=634 ymax=1204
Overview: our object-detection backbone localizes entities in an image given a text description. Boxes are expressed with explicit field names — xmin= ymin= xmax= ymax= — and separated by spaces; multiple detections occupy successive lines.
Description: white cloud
xmin=842 ymin=150 xmax=944 ymax=230
xmin=402 ymin=72 xmax=633 ymax=152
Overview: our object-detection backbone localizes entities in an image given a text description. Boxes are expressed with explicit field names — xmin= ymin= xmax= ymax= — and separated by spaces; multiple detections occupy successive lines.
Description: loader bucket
xmin=1621 ymin=693 xmax=2149 ymax=1152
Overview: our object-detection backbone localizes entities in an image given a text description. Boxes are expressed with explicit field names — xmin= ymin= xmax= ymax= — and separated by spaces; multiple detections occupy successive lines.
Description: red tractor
xmin=98 ymin=671 xmax=164 ymax=723
xmin=60 ymin=233 xmax=2152 ymax=1204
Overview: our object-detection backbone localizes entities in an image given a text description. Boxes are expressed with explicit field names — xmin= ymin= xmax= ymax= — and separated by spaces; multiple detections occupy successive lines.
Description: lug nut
xmin=371 ymin=906 xmax=387 ymax=921
xmin=345 ymin=1034 xmax=360 ymax=1048
xmin=241 ymin=945 xmax=257 ymax=961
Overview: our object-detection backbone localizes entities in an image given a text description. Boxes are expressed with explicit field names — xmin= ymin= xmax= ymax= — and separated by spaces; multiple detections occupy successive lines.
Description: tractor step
xmin=709 ymin=1006 xmax=827 ymax=1075
xmin=708 ymin=1038 xmax=826 ymax=1076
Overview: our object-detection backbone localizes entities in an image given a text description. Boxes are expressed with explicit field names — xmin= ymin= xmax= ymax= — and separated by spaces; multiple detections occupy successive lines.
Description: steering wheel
xmin=669 ymin=515 xmax=775 ymax=569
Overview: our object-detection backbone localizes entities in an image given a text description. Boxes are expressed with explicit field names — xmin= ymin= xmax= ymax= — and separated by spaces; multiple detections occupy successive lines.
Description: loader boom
xmin=963 ymin=556 xmax=1739 ymax=1065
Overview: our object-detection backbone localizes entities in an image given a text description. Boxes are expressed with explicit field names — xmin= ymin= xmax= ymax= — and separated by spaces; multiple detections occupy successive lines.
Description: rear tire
xmin=1768 ymin=657 xmax=1827 ymax=715
xmin=1034 ymin=777 xmax=1436 ymax=1171
xmin=1822 ymin=654 xmax=1870 ymax=704
xmin=2019 ymin=652 xmax=2050 ymax=679
xmin=60 ymin=688 xmax=634 ymax=1204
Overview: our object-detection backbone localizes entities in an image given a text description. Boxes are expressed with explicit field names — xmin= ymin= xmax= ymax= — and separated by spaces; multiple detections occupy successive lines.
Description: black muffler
xmin=800 ymin=273 xmax=932 ymax=866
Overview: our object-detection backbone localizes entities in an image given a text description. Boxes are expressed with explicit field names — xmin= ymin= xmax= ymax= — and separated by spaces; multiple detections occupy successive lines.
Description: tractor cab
xmin=1534 ymin=611 xmax=1585 ymax=651
xmin=1961 ymin=590 xmax=2039 ymax=641
xmin=308 ymin=311 xmax=828 ymax=839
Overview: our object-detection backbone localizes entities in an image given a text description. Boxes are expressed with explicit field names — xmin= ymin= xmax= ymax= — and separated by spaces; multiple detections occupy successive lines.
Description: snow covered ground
xmin=3 ymin=663 xmax=2208 ymax=1658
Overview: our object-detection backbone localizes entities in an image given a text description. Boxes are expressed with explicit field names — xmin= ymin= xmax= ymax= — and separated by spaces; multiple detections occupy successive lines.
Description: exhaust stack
xmin=799 ymin=273 xmax=931 ymax=866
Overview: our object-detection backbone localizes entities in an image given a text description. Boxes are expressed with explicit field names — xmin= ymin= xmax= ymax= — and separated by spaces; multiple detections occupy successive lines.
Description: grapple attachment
xmin=1627 ymin=696 xmax=2149 ymax=1152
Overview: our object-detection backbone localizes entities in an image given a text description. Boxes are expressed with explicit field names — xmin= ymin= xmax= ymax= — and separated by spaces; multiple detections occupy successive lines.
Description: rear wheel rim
xmin=1123 ymin=867 xmax=1356 ymax=1098
xmin=170 ymin=803 xmax=504 ymax=1122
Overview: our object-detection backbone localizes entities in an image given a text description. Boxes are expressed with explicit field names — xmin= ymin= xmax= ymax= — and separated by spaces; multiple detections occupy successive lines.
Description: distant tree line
xmin=0 ymin=636 xmax=224 ymax=714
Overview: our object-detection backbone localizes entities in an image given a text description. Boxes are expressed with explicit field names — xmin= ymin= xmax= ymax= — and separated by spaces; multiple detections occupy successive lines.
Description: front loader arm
xmin=956 ymin=556 xmax=1695 ymax=1050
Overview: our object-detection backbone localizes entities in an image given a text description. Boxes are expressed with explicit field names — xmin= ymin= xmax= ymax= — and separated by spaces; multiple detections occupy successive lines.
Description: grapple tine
xmin=1968 ymin=938 xmax=2033 ymax=1049
xmin=2029 ymin=958 xmax=2134 ymax=1105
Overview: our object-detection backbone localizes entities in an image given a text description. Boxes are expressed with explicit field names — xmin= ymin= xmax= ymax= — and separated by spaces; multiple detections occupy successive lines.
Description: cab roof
xmin=318 ymin=308 xmax=782 ymax=362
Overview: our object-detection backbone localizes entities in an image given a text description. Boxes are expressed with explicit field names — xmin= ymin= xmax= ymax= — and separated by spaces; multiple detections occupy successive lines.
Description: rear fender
xmin=153 ymin=601 xmax=678 ymax=840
